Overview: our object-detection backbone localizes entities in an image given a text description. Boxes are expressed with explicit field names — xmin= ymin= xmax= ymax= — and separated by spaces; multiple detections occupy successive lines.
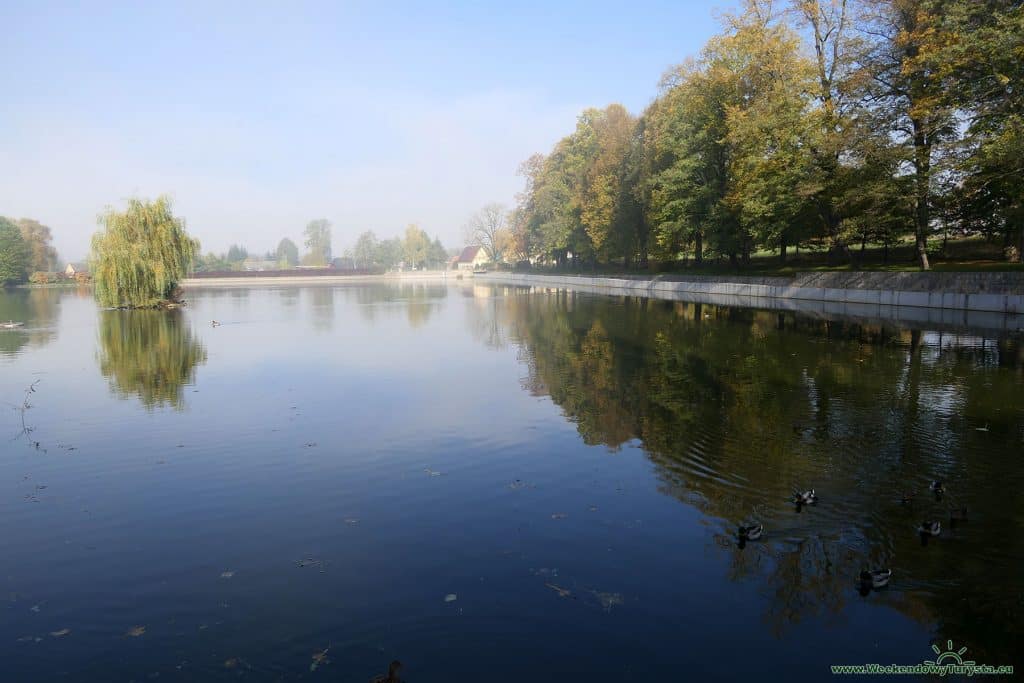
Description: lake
xmin=2 ymin=282 xmax=1022 ymax=681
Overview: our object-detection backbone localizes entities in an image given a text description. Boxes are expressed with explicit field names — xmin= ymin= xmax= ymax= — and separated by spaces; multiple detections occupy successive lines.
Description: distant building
xmin=447 ymin=254 xmax=460 ymax=270
xmin=243 ymin=257 xmax=278 ymax=271
xmin=456 ymin=246 xmax=489 ymax=270
xmin=64 ymin=262 xmax=89 ymax=278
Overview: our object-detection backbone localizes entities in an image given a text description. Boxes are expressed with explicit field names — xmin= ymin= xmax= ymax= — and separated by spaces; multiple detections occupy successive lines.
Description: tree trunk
xmin=912 ymin=116 xmax=931 ymax=271
xmin=780 ymin=234 xmax=788 ymax=264
xmin=694 ymin=232 xmax=703 ymax=264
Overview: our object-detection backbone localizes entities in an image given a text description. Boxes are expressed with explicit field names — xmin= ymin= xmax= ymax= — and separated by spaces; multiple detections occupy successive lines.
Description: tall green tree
xmin=939 ymin=0 xmax=1024 ymax=261
xmin=377 ymin=237 xmax=403 ymax=270
xmin=352 ymin=230 xmax=379 ymax=268
xmin=0 ymin=217 xmax=31 ymax=286
xmin=226 ymin=244 xmax=248 ymax=267
xmin=275 ymin=237 xmax=299 ymax=267
xmin=576 ymin=104 xmax=638 ymax=260
xmin=402 ymin=224 xmax=431 ymax=268
xmin=91 ymin=196 xmax=199 ymax=308
xmin=16 ymin=218 xmax=58 ymax=272
xmin=720 ymin=3 xmax=818 ymax=262
xmin=302 ymin=219 xmax=332 ymax=266
xmin=858 ymin=0 xmax=957 ymax=269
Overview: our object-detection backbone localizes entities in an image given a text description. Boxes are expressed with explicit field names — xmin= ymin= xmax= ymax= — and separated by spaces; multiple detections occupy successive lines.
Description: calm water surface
xmin=2 ymin=283 xmax=1023 ymax=681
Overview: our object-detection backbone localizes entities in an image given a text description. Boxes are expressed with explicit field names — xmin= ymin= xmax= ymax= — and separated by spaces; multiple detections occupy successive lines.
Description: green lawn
xmin=627 ymin=236 xmax=1023 ymax=277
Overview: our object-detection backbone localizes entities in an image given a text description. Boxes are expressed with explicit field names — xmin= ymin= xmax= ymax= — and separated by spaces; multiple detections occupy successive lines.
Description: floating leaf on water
xmin=310 ymin=647 xmax=330 ymax=672
xmin=588 ymin=506 xmax=599 ymax=512
xmin=220 ymin=571 xmax=234 ymax=579
xmin=545 ymin=583 xmax=572 ymax=598
xmin=551 ymin=513 xmax=568 ymax=520
xmin=224 ymin=658 xmax=238 ymax=669
xmin=49 ymin=628 xmax=70 ymax=637
xmin=305 ymin=442 xmax=317 ymax=448
xmin=444 ymin=593 xmax=457 ymax=603
xmin=30 ymin=604 xmax=41 ymax=613
xmin=343 ymin=517 xmax=359 ymax=525
xmin=530 ymin=567 xmax=558 ymax=577
xmin=424 ymin=468 xmax=443 ymax=477
xmin=125 ymin=625 xmax=146 ymax=637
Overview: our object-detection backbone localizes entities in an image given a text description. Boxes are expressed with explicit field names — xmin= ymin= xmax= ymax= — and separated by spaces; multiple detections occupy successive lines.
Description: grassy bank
xmin=516 ymin=236 xmax=1024 ymax=278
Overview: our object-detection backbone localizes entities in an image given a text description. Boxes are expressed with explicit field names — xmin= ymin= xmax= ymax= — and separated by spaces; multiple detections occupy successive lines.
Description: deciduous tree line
xmin=509 ymin=0 xmax=1023 ymax=270
xmin=0 ymin=216 xmax=59 ymax=285
xmin=193 ymin=222 xmax=449 ymax=272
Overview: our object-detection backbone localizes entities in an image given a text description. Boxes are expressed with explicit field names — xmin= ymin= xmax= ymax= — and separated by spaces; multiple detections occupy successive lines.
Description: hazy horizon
xmin=1 ymin=1 xmax=735 ymax=262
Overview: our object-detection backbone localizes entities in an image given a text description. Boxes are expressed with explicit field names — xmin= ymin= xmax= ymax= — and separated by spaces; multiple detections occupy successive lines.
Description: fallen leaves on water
xmin=529 ymin=567 xmax=558 ymax=577
xmin=296 ymin=557 xmax=327 ymax=572
xmin=545 ymin=583 xmax=572 ymax=598
xmin=444 ymin=593 xmax=457 ymax=603
xmin=304 ymin=442 xmax=317 ymax=448
xmin=220 ymin=571 xmax=234 ymax=579
xmin=125 ymin=625 xmax=146 ymax=637
xmin=591 ymin=590 xmax=624 ymax=611
xmin=343 ymin=517 xmax=359 ymax=526
xmin=310 ymin=646 xmax=330 ymax=672
xmin=550 ymin=513 xmax=568 ymax=520
xmin=424 ymin=468 xmax=444 ymax=477
xmin=49 ymin=628 xmax=70 ymax=637
xmin=224 ymin=658 xmax=239 ymax=669
xmin=508 ymin=479 xmax=535 ymax=490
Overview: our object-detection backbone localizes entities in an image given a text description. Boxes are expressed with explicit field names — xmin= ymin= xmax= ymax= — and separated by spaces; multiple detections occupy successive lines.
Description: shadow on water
xmin=473 ymin=286 xmax=1024 ymax=667
xmin=0 ymin=288 xmax=61 ymax=357
xmin=96 ymin=309 xmax=208 ymax=410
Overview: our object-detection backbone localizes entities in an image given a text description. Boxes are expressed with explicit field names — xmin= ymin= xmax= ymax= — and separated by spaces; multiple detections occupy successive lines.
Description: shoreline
xmin=180 ymin=270 xmax=452 ymax=287
xmin=476 ymin=271 xmax=1024 ymax=313
xmin=476 ymin=272 xmax=1024 ymax=334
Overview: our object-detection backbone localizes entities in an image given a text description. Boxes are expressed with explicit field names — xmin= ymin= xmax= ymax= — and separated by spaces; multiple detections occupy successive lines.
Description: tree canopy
xmin=303 ymin=219 xmax=332 ymax=266
xmin=275 ymin=238 xmax=299 ymax=267
xmin=511 ymin=0 xmax=1024 ymax=269
xmin=16 ymin=218 xmax=58 ymax=273
xmin=0 ymin=216 xmax=30 ymax=286
xmin=91 ymin=196 xmax=199 ymax=308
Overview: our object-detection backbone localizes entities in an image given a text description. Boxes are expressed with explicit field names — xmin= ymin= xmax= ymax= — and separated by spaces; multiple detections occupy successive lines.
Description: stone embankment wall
xmin=478 ymin=271 xmax=1024 ymax=314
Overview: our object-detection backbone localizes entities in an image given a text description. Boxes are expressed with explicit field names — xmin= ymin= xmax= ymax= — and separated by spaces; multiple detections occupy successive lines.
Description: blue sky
xmin=1 ymin=1 xmax=736 ymax=260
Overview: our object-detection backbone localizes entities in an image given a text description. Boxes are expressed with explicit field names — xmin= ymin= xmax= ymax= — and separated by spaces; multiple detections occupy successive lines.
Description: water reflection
xmin=343 ymin=283 xmax=448 ymax=327
xmin=488 ymin=289 xmax=1024 ymax=666
xmin=0 ymin=288 xmax=60 ymax=357
xmin=309 ymin=286 xmax=335 ymax=331
xmin=97 ymin=309 xmax=208 ymax=410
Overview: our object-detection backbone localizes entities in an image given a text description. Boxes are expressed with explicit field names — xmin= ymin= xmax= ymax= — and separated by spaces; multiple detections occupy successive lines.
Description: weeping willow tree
xmin=91 ymin=196 xmax=199 ymax=308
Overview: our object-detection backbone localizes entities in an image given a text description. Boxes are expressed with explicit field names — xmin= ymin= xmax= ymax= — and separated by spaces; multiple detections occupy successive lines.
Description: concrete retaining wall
xmin=478 ymin=272 xmax=1024 ymax=314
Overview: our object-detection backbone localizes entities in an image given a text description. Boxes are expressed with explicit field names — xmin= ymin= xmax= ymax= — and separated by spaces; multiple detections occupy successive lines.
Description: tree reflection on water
xmin=476 ymin=287 xmax=1024 ymax=667
xmin=0 ymin=288 xmax=60 ymax=357
xmin=97 ymin=309 xmax=207 ymax=410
